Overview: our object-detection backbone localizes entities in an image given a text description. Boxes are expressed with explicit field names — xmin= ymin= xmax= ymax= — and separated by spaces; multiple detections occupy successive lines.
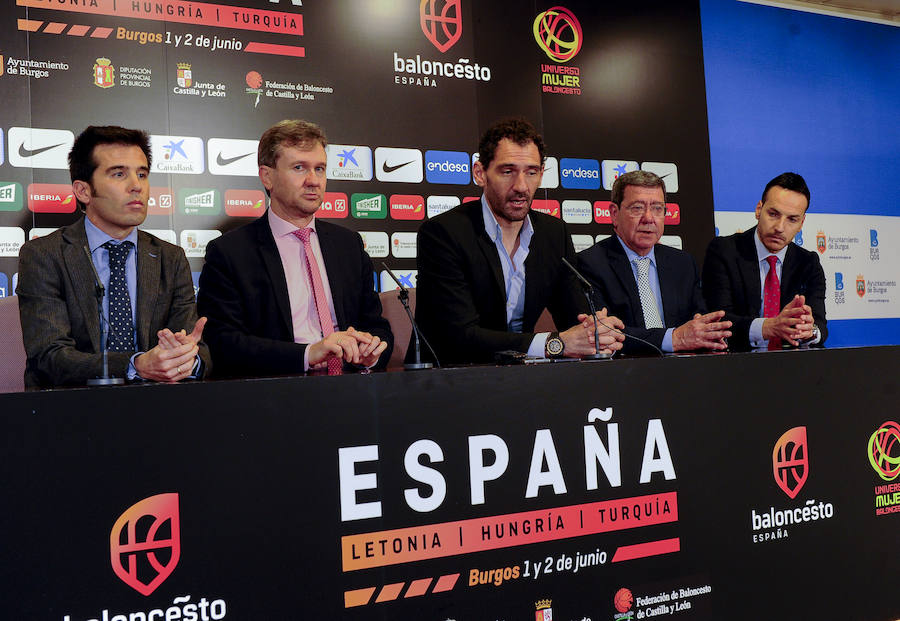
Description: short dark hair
xmin=761 ymin=172 xmax=810 ymax=209
xmin=68 ymin=126 xmax=151 ymax=210
xmin=477 ymin=117 xmax=545 ymax=169
xmin=610 ymin=170 xmax=666 ymax=206
xmin=258 ymin=119 xmax=327 ymax=168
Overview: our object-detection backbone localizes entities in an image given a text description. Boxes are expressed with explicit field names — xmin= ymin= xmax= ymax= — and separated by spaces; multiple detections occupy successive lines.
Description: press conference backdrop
xmin=1 ymin=1 xmax=896 ymax=346
xmin=0 ymin=0 xmax=714 ymax=302
xmin=700 ymin=0 xmax=900 ymax=346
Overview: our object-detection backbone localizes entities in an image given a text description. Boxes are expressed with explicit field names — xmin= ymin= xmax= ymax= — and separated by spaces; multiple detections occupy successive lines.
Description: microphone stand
xmin=381 ymin=262 xmax=437 ymax=370
xmin=84 ymin=246 xmax=124 ymax=385
xmin=561 ymin=257 xmax=612 ymax=361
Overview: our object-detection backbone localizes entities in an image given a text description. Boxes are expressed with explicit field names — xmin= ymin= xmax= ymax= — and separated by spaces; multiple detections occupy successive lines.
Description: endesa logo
xmin=110 ymin=493 xmax=180 ymax=596
xmin=772 ymin=426 xmax=808 ymax=499
xmin=559 ymin=158 xmax=600 ymax=190
xmin=425 ymin=150 xmax=470 ymax=184
xmin=390 ymin=194 xmax=425 ymax=220
xmin=319 ymin=192 xmax=349 ymax=219
xmin=531 ymin=199 xmax=560 ymax=218
xmin=420 ymin=0 xmax=462 ymax=53
xmin=27 ymin=183 xmax=76 ymax=213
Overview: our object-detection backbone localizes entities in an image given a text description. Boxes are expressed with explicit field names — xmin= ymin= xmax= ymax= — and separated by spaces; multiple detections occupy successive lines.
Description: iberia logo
xmin=420 ymin=0 xmax=462 ymax=53
xmin=177 ymin=62 xmax=192 ymax=88
xmin=772 ymin=426 xmax=808 ymax=499
xmin=868 ymin=421 xmax=900 ymax=481
xmin=535 ymin=598 xmax=552 ymax=621
xmin=110 ymin=493 xmax=181 ymax=596
xmin=816 ymin=230 xmax=826 ymax=254
xmin=533 ymin=6 xmax=583 ymax=63
xmin=856 ymin=274 xmax=865 ymax=298
xmin=93 ymin=57 xmax=115 ymax=88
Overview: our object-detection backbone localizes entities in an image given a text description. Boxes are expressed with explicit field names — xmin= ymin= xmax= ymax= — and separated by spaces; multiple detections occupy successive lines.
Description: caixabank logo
xmin=749 ymin=426 xmax=835 ymax=543
xmin=393 ymin=0 xmax=493 ymax=88
xmin=534 ymin=6 xmax=583 ymax=96
xmin=62 ymin=493 xmax=228 ymax=620
xmin=868 ymin=420 xmax=900 ymax=516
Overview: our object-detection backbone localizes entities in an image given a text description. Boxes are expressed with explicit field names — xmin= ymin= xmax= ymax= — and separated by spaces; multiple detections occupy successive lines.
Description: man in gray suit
xmin=16 ymin=126 xmax=209 ymax=388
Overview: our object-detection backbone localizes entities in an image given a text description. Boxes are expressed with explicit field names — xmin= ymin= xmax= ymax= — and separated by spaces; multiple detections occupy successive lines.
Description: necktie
xmin=763 ymin=255 xmax=781 ymax=350
xmin=634 ymin=256 xmax=664 ymax=329
xmin=102 ymin=241 xmax=135 ymax=352
xmin=293 ymin=228 xmax=342 ymax=375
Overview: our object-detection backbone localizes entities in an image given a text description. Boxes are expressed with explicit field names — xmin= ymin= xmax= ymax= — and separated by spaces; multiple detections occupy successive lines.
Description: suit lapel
xmin=655 ymin=248 xmax=681 ymax=326
xmin=780 ymin=243 xmax=800 ymax=302
xmin=737 ymin=228 xmax=762 ymax=310
xmin=135 ymin=231 xmax=160 ymax=350
xmin=317 ymin=222 xmax=346 ymax=327
xmin=468 ymin=204 xmax=506 ymax=301
xmin=606 ymin=240 xmax=643 ymax=326
xmin=256 ymin=214 xmax=295 ymax=336
xmin=61 ymin=220 xmax=102 ymax=351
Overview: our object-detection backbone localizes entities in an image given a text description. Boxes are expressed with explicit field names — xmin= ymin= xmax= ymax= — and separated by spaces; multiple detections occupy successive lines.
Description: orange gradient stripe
xmin=16 ymin=0 xmax=302 ymax=36
xmin=342 ymin=492 xmax=677 ymax=571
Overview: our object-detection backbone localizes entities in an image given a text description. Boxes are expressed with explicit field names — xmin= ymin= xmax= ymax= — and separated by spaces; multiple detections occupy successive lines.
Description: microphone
xmin=561 ymin=257 xmax=664 ymax=358
xmin=561 ymin=257 xmax=611 ymax=360
xmin=83 ymin=245 xmax=124 ymax=386
xmin=381 ymin=262 xmax=439 ymax=370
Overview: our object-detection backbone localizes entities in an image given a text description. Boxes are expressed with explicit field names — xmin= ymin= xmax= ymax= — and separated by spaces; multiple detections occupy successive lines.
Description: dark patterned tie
xmin=634 ymin=256 xmax=664 ymax=329
xmin=103 ymin=241 xmax=135 ymax=352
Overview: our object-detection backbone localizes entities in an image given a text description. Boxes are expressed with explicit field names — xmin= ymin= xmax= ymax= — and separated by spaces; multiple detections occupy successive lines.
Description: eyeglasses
xmin=623 ymin=203 xmax=666 ymax=217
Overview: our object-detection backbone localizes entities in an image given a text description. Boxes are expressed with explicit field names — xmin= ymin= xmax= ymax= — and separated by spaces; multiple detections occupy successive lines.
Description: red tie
xmin=763 ymin=255 xmax=781 ymax=350
xmin=293 ymin=228 xmax=342 ymax=375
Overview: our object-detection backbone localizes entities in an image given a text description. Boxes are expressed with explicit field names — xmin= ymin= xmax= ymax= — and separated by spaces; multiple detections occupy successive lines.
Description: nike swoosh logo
xmin=382 ymin=160 xmax=414 ymax=174
xmin=18 ymin=142 xmax=65 ymax=158
xmin=216 ymin=151 xmax=254 ymax=167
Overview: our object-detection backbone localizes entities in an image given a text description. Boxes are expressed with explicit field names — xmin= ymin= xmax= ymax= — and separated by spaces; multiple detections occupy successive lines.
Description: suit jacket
xmin=702 ymin=226 xmax=827 ymax=350
xmin=577 ymin=236 xmax=707 ymax=354
xmin=197 ymin=212 xmax=392 ymax=378
xmin=16 ymin=217 xmax=209 ymax=388
xmin=413 ymin=200 xmax=587 ymax=365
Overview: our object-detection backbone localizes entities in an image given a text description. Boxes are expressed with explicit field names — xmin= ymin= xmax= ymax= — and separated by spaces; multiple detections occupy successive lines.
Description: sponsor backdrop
xmin=0 ymin=0 xmax=712 ymax=308
xmin=700 ymin=0 xmax=900 ymax=346
xmin=1 ymin=348 xmax=899 ymax=619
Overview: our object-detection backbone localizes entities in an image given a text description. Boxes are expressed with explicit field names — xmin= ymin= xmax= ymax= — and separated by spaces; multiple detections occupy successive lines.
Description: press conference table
xmin=1 ymin=345 xmax=897 ymax=620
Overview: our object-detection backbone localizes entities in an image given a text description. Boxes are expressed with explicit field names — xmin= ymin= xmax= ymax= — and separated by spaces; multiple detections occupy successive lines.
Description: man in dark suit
xmin=414 ymin=118 xmax=624 ymax=365
xmin=17 ymin=126 xmax=209 ymax=388
xmin=703 ymin=172 xmax=826 ymax=350
xmin=578 ymin=170 xmax=732 ymax=354
xmin=197 ymin=120 xmax=391 ymax=378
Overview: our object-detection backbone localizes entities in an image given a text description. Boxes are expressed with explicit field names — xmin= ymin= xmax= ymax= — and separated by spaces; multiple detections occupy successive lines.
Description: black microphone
xmin=381 ymin=262 xmax=439 ymax=370
xmin=560 ymin=257 xmax=611 ymax=360
xmin=83 ymin=245 xmax=124 ymax=385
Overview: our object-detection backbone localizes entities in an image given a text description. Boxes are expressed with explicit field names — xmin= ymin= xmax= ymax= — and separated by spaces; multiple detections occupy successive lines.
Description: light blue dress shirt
xmin=481 ymin=197 xmax=547 ymax=357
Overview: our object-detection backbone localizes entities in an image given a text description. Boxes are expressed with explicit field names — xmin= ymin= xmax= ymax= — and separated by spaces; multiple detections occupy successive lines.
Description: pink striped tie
xmin=293 ymin=228 xmax=342 ymax=375
xmin=763 ymin=255 xmax=781 ymax=350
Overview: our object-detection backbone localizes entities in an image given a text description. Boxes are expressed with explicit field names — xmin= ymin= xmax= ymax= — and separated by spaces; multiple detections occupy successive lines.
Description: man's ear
xmin=72 ymin=180 xmax=93 ymax=206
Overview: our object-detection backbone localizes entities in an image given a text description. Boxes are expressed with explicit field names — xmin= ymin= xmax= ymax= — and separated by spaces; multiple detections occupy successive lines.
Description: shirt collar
xmin=84 ymin=216 xmax=138 ymax=252
xmin=754 ymin=227 xmax=788 ymax=264
xmin=481 ymin=194 xmax=533 ymax=244
xmin=616 ymin=235 xmax=656 ymax=266
xmin=268 ymin=207 xmax=317 ymax=239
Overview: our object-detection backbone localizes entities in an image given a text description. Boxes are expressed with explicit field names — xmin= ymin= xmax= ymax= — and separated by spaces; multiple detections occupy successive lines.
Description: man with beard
xmin=413 ymin=118 xmax=624 ymax=365
xmin=702 ymin=172 xmax=826 ymax=350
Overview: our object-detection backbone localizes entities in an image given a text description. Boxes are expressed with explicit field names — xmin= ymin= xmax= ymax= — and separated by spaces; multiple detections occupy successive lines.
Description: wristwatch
xmin=545 ymin=332 xmax=565 ymax=358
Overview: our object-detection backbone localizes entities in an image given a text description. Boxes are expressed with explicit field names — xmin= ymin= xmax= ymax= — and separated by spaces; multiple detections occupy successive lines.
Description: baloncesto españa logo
xmin=110 ymin=493 xmax=181 ymax=596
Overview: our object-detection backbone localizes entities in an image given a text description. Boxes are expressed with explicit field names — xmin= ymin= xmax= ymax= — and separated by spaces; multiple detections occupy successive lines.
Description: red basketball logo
xmin=614 ymin=587 xmax=633 ymax=613
xmin=420 ymin=0 xmax=462 ymax=53
xmin=773 ymin=427 xmax=808 ymax=499
xmin=110 ymin=493 xmax=181 ymax=596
